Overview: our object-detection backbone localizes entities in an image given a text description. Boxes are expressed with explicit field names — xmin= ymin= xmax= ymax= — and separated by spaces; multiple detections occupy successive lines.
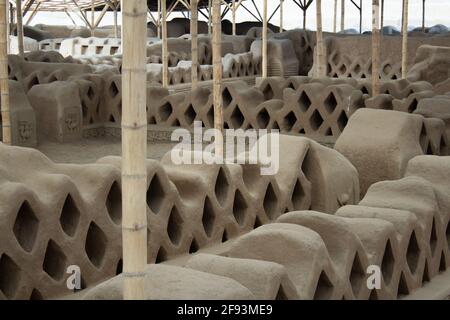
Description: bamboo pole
xmin=232 ymin=0 xmax=236 ymax=35
xmin=90 ymin=0 xmax=95 ymax=36
xmin=5 ymin=0 xmax=8 ymax=53
xmin=262 ymin=0 xmax=267 ymax=78
xmin=157 ymin=0 xmax=161 ymax=39
xmin=333 ymin=0 xmax=337 ymax=33
xmin=372 ymin=0 xmax=380 ymax=96
xmin=401 ymin=0 xmax=409 ymax=79
xmin=341 ymin=0 xmax=345 ymax=31
xmin=16 ymin=0 xmax=24 ymax=56
xmin=315 ymin=0 xmax=325 ymax=77
xmin=113 ymin=1 xmax=119 ymax=39
xmin=208 ymin=0 xmax=212 ymax=35
xmin=422 ymin=0 xmax=425 ymax=32
xmin=121 ymin=0 xmax=147 ymax=300
xmin=212 ymin=0 xmax=223 ymax=156
xmin=380 ymin=0 xmax=384 ymax=32
xmin=191 ymin=0 xmax=198 ymax=89
xmin=279 ymin=0 xmax=283 ymax=33
xmin=0 ymin=0 xmax=11 ymax=145
xmin=302 ymin=6 xmax=306 ymax=30
xmin=162 ymin=0 xmax=168 ymax=88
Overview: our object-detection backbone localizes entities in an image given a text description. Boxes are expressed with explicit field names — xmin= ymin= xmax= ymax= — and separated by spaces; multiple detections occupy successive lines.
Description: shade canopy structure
xmin=20 ymin=0 xmax=242 ymax=12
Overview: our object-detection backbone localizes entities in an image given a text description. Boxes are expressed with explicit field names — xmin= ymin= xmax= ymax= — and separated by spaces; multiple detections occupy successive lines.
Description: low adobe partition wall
xmin=0 ymin=134 xmax=360 ymax=299
xmin=313 ymin=35 xmax=450 ymax=80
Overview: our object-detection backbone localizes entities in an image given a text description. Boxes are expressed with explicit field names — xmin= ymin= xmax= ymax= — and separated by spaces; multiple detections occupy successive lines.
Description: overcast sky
xmin=27 ymin=0 xmax=450 ymax=32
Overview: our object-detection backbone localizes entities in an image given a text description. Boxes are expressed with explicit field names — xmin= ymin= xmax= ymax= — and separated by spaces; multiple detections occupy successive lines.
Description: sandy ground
xmin=37 ymin=137 xmax=178 ymax=164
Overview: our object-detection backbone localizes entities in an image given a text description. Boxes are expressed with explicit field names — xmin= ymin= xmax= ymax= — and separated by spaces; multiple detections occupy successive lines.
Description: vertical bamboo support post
xmin=191 ymin=0 xmax=198 ymax=89
xmin=341 ymin=0 xmax=345 ymax=31
xmin=208 ymin=0 xmax=212 ymax=35
xmin=157 ymin=0 xmax=161 ymax=39
xmin=232 ymin=0 xmax=236 ymax=36
xmin=5 ymin=0 xmax=8 ymax=53
xmin=401 ymin=0 xmax=409 ymax=79
xmin=372 ymin=0 xmax=381 ymax=96
xmin=333 ymin=0 xmax=337 ymax=33
xmin=262 ymin=0 xmax=267 ymax=78
xmin=162 ymin=0 xmax=168 ymax=88
xmin=302 ymin=7 xmax=306 ymax=30
xmin=315 ymin=0 xmax=325 ymax=77
xmin=16 ymin=0 xmax=24 ymax=56
xmin=422 ymin=0 xmax=425 ymax=32
xmin=90 ymin=0 xmax=95 ymax=36
xmin=1 ymin=0 xmax=11 ymax=145
xmin=279 ymin=0 xmax=283 ymax=33
xmin=113 ymin=2 xmax=119 ymax=39
xmin=121 ymin=0 xmax=147 ymax=300
xmin=212 ymin=0 xmax=223 ymax=156
xmin=381 ymin=0 xmax=384 ymax=32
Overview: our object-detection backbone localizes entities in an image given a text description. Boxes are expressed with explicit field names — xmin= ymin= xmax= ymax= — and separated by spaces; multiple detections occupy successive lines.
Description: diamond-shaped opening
xmin=59 ymin=194 xmax=81 ymax=237
xmin=254 ymin=215 xmax=262 ymax=229
xmin=167 ymin=206 xmax=183 ymax=245
xmin=298 ymin=91 xmax=312 ymax=112
xmin=263 ymin=183 xmax=278 ymax=220
xmin=337 ymin=111 xmax=348 ymax=132
xmin=13 ymin=201 xmax=39 ymax=252
xmin=430 ymin=218 xmax=438 ymax=255
xmin=440 ymin=136 xmax=447 ymax=155
xmin=446 ymin=222 xmax=450 ymax=250
xmin=383 ymin=64 xmax=392 ymax=74
xmin=408 ymin=98 xmax=418 ymax=113
xmin=85 ymin=222 xmax=107 ymax=268
xmin=397 ymin=272 xmax=410 ymax=298
xmin=361 ymin=86 xmax=369 ymax=94
xmin=349 ymin=252 xmax=365 ymax=297
xmin=313 ymin=271 xmax=334 ymax=300
xmin=202 ymin=197 xmax=216 ymax=237
xmin=206 ymin=107 xmax=214 ymax=127
xmin=232 ymin=189 xmax=248 ymax=226
xmin=0 ymin=254 xmax=21 ymax=299
xmin=27 ymin=76 xmax=39 ymax=90
xmin=106 ymin=181 xmax=122 ymax=225
xmin=189 ymin=237 xmax=199 ymax=253
xmin=256 ymin=108 xmax=270 ymax=129
xmin=155 ymin=247 xmax=167 ymax=264
xmin=29 ymin=289 xmax=43 ymax=300
xmin=230 ymin=106 xmax=245 ymax=128
xmin=262 ymin=84 xmax=274 ymax=100
xmin=422 ymin=262 xmax=430 ymax=283
xmin=275 ymin=285 xmax=288 ymax=300
xmin=339 ymin=64 xmax=347 ymax=74
xmin=184 ymin=104 xmax=196 ymax=125
xmin=420 ymin=124 xmax=428 ymax=152
xmin=159 ymin=102 xmax=173 ymax=122
xmin=324 ymin=93 xmax=338 ymax=114
xmin=116 ymin=259 xmax=123 ymax=275
xmin=291 ymin=179 xmax=306 ymax=210
xmin=87 ymin=86 xmax=95 ymax=100
xmin=325 ymin=127 xmax=333 ymax=136
xmin=222 ymin=88 xmax=233 ymax=108
xmin=147 ymin=174 xmax=166 ymax=214
xmin=43 ymin=240 xmax=67 ymax=281
xmin=309 ymin=110 xmax=324 ymax=130
xmin=281 ymin=111 xmax=297 ymax=131
xmin=381 ymin=240 xmax=395 ymax=286
xmin=222 ymin=229 xmax=229 ymax=242
xmin=215 ymin=168 xmax=229 ymax=207
xmin=109 ymin=81 xmax=119 ymax=97
xmin=406 ymin=230 xmax=420 ymax=274
xmin=439 ymin=251 xmax=446 ymax=272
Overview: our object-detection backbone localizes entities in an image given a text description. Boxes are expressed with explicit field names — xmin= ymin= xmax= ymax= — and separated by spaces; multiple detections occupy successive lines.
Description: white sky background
xmin=26 ymin=0 xmax=450 ymax=33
